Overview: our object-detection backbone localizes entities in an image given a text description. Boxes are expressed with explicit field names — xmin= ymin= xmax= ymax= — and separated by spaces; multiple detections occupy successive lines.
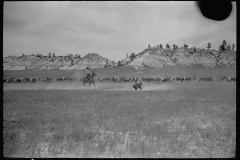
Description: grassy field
xmin=3 ymin=81 xmax=236 ymax=158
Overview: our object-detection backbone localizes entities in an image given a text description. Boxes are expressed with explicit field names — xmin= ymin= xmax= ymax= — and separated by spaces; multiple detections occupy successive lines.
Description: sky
xmin=3 ymin=1 xmax=236 ymax=61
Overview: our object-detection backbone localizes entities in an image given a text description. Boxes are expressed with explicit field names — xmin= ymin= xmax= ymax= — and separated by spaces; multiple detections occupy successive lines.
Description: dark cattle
xmin=185 ymin=73 xmax=197 ymax=82
xmin=15 ymin=78 xmax=23 ymax=83
xmin=131 ymin=77 xmax=139 ymax=82
xmin=141 ymin=78 xmax=154 ymax=83
xmin=95 ymin=77 xmax=102 ymax=82
xmin=228 ymin=77 xmax=236 ymax=82
xmin=162 ymin=77 xmax=172 ymax=83
xmin=117 ymin=77 xmax=126 ymax=83
xmin=101 ymin=77 xmax=110 ymax=82
xmin=124 ymin=77 xmax=132 ymax=83
xmin=64 ymin=77 xmax=73 ymax=82
xmin=110 ymin=77 xmax=118 ymax=83
xmin=163 ymin=75 xmax=174 ymax=83
xmin=184 ymin=77 xmax=192 ymax=82
xmin=30 ymin=78 xmax=38 ymax=83
xmin=45 ymin=77 xmax=54 ymax=82
xmin=217 ymin=76 xmax=229 ymax=81
xmin=3 ymin=78 xmax=8 ymax=83
xmin=7 ymin=77 xmax=16 ymax=83
xmin=56 ymin=77 xmax=65 ymax=82
xmin=133 ymin=82 xmax=142 ymax=91
xmin=148 ymin=78 xmax=155 ymax=83
xmin=152 ymin=78 xmax=163 ymax=84
xmin=38 ymin=78 xmax=45 ymax=82
xmin=176 ymin=77 xmax=184 ymax=82
xmin=23 ymin=78 xmax=31 ymax=83
xmin=170 ymin=77 xmax=175 ymax=82
xmin=198 ymin=77 xmax=213 ymax=82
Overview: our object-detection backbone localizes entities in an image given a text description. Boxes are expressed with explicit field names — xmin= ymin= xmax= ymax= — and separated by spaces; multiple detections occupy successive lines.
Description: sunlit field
xmin=3 ymin=81 xmax=236 ymax=158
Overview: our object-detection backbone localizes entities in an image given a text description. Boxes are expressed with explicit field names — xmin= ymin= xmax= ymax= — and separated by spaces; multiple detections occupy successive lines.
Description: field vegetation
xmin=3 ymin=81 xmax=236 ymax=158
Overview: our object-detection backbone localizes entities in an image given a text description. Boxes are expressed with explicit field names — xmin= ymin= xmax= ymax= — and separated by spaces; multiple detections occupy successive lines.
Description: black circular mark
xmin=196 ymin=1 xmax=232 ymax=21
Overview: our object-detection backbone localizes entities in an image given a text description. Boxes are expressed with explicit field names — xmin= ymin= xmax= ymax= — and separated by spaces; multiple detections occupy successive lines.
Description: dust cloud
xmin=3 ymin=82 xmax=173 ymax=91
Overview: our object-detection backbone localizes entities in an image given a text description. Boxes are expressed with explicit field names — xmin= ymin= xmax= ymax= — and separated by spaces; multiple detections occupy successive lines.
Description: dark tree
xmin=52 ymin=53 xmax=56 ymax=58
xmin=78 ymin=54 xmax=81 ymax=59
xmin=219 ymin=44 xmax=222 ymax=51
xmin=117 ymin=60 xmax=122 ymax=66
xmin=221 ymin=40 xmax=227 ymax=51
xmin=173 ymin=44 xmax=179 ymax=49
xmin=166 ymin=44 xmax=170 ymax=49
xmin=227 ymin=44 xmax=231 ymax=50
xmin=159 ymin=44 xmax=163 ymax=48
xmin=129 ymin=53 xmax=136 ymax=61
xmin=232 ymin=44 xmax=235 ymax=51
xmin=207 ymin=42 xmax=211 ymax=50
xmin=36 ymin=53 xmax=42 ymax=58
xmin=183 ymin=44 xmax=188 ymax=48
xmin=172 ymin=44 xmax=176 ymax=49
xmin=48 ymin=52 xmax=51 ymax=58
xmin=148 ymin=44 xmax=150 ymax=48
xmin=193 ymin=47 xmax=197 ymax=53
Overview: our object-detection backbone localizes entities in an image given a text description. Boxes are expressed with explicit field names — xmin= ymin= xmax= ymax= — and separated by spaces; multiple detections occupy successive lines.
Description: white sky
xmin=3 ymin=1 xmax=236 ymax=61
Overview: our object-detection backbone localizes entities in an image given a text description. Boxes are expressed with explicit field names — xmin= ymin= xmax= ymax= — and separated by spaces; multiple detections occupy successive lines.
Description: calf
xmin=133 ymin=82 xmax=143 ymax=91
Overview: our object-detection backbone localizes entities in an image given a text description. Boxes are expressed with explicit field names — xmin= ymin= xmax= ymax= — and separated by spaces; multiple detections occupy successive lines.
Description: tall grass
xmin=3 ymin=82 xmax=236 ymax=158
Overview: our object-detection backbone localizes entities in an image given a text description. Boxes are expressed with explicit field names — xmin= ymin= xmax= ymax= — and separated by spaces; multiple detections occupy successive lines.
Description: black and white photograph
xmin=3 ymin=1 xmax=236 ymax=158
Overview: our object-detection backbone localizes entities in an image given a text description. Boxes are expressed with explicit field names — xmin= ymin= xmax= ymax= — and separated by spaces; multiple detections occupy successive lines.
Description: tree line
xmin=147 ymin=40 xmax=235 ymax=51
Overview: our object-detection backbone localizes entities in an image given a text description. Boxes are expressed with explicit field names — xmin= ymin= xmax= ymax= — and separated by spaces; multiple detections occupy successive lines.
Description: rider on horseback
xmin=86 ymin=67 xmax=91 ymax=82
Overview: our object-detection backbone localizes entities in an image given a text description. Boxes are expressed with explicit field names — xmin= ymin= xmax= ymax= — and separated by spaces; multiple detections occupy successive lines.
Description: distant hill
xmin=3 ymin=53 xmax=116 ymax=70
xmin=122 ymin=47 xmax=236 ymax=70
xmin=3 ymin=48 xmax=236 ymax=70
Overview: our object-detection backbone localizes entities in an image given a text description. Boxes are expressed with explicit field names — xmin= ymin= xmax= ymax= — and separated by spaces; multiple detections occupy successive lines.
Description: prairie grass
xmin=3 ymin=82 xmax=236 ymax=158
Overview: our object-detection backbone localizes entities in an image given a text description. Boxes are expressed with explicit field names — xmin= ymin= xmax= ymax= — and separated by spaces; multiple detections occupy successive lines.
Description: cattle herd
xmin=3 ymin=75 xmax=236 ymax=83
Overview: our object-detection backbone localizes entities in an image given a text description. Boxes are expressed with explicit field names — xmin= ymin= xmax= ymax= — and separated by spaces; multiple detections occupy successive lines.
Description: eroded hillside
xmin=3 ymin=48 xmax=236 ymax=70
xmin=3 ymin=53 xmax=116 ymax=70
xmin=124 ymin=47 xmax=236 ymax=69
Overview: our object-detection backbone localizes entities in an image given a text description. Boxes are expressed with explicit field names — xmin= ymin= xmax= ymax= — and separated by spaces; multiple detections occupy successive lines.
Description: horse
xmin=83 ymin=71 xmax=97 ymax=87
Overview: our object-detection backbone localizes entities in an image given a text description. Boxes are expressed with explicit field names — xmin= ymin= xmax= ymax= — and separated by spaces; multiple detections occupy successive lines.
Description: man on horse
xmin=86 ymin=67 xmax=91 ymax=82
